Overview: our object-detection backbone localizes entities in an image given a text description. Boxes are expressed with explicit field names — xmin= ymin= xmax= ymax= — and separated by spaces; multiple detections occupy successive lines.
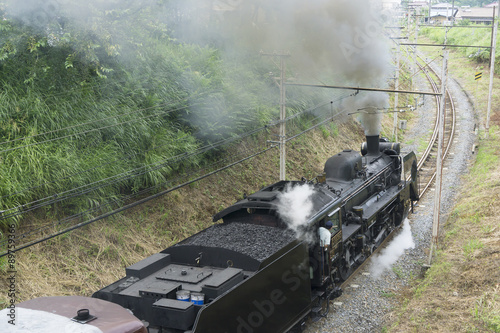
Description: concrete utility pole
xmin=451 ymin=0 xmax=455 ymax=25
xmin=279 ymin=55 xmax=286 ymax=180
xmin=393 ymin=46 xmax=401 ymax=142
xmin=486 ymin=5 xmax=499 ymax=138
xmin=414 ymin=9 xmax=419 ymax=75
xmin=428 ymin=49 xmax=448 ymax=266
xmin=428 ymin=0 xmax=432 ymax=24
xmin=261 ymin=51 xmax=290 ymax=180
xmin=407 ymin=6 xmax=414 ymax=84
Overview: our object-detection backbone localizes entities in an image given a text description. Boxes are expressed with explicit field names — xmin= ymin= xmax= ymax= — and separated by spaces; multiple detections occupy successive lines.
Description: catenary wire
xmin=0 ymin=86 xmax=221 ymax=148
xmin=0 ymin=103 xmax=195 ymax=153
xmin=0 ymin=96 xmax=346 ymax=219
xmin=0 ymin=144 xmax=276 ymax=254
xmin=4 ymin=143 xmax=266 ymax=244
xmin=0 ymin=124 xmax=270 ymax=219
xmin=0 ymin=99 xmax=188 ymax=147
xmin=0 ymin=129 xmax=191 ymax=201
xmin=0 ymin=94 xmax=355 ymax=251
xmin=0 ymin=99 xmax=261 ymax=201
xmin=1 ymin=95 xmax=351 ymax=246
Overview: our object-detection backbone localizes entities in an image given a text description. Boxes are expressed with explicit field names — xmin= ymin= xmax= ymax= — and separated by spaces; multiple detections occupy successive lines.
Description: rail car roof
xmin=0 ymin=296 xmax=147 ymax=333
xmin=212 ymin=180 xmax=340 ymax=224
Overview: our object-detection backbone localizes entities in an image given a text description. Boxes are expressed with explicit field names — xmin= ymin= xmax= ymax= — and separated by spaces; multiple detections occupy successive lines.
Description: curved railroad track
xmin=414 ymin=52 xmax=457 ymax=197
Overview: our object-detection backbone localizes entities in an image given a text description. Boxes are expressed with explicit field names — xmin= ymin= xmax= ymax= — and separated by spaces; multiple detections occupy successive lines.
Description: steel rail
xmin=415 ymin=52 xmax=457 ymax=197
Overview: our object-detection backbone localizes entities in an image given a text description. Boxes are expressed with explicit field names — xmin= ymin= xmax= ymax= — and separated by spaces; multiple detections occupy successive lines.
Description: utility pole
xmin=393 ymin=46 xmax=401 ymax=142
xmin=489 ymin=6 xmax=496 ymax=62
xmin=428 ymin=0 xmax=432 ymax=24
xmin=414 ymin=9 xmax=419 ymax=75
xmin=451 ymin=0 xmax=455 ymax=25
xmin=407 ymin=6 xmax=413 ymax=89
xmin=486 ymin=5 xmax=499 ymax=139
xmin=279 ymin=55 xmax=287 ymax=180
xmin=428 ymin=49 xmax=448 ymax=266
xmin=261 ymin=51 xmax=290 ymax=180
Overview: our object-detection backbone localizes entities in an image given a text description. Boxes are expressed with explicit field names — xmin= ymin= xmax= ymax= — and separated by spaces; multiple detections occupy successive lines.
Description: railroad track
xmin=414 ymin=52 xmax=457 ymax=197
xmin=338 ymin=49 xmax=457 ymax=291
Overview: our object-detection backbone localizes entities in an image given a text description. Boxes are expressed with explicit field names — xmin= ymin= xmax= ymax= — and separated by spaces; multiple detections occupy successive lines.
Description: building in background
xmin=456 ymin=6 xmax=497 ymax=24
xmin=425 ymin=3 xmax=458 ymax=24
xmin=381 ymin=0 xmax=401 ymax=10
xmin=484 ymin=2 xmax=499 ymax=8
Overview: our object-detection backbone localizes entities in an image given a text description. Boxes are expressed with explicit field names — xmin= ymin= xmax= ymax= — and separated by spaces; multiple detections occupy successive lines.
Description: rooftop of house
xmin=457 ymin=7 xmax=497 ymax=18
xmin=430 ymin=8 xmax=459 ymax=17
xmin=484 ymin=2 xmax=499 ymax=8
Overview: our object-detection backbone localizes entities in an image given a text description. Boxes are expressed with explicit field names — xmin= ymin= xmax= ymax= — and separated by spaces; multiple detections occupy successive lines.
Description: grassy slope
xmin=387 ymin=39 xmax=500 ymax=333
xmin=0 ymin=120 xmax=369 ymax=305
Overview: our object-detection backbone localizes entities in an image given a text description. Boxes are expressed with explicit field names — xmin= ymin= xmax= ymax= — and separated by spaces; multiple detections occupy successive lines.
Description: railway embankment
xmin=0 ymin=121 xmax=368 ymax=305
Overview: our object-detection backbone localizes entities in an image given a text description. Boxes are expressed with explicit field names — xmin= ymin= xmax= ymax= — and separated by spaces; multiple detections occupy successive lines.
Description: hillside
xmin=0 ymin=120 xmax=370 ymax=304
xmin=0 ymin=0 xmax=362 ymax=304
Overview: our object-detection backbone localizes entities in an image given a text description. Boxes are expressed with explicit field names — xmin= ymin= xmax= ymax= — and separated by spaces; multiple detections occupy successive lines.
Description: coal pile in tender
xmin=178 ymin=223 xmax=297 ymax=261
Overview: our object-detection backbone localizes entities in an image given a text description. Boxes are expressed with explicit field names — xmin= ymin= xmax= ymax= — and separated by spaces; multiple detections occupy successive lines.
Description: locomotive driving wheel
xmin=338 ymin=245 xmax=353 ymax=281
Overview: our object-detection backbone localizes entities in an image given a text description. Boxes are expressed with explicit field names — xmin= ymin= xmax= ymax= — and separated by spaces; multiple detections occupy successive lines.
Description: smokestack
xmin=366 ymin=135 xmax=380 ymax=156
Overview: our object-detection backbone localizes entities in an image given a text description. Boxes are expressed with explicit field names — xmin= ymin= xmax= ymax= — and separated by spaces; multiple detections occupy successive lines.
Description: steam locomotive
xmin=1 ymin=135 xmax=418 ymax=333
xmin=91 ymin=134 xmax=418 ymax=333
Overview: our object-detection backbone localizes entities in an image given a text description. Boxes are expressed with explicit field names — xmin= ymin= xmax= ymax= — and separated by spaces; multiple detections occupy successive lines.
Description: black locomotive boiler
xmin=91 ymin=134 xmax=419 ymax=333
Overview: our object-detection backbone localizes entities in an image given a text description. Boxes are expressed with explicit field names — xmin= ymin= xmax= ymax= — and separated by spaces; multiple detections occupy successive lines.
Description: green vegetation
xmin=453 ymin=0 xmax=495 ymax=6
xmin=391 ymin=127 xmax=500 ymax=332
xmin=419 ymin=25 xmax=499 ymax=73
xmin=473 ymin=291 xmax=500 ymax=332
xmin=0 ymin=1 xmax=333 ymax=231
xmin=463 ymin=238 xmax=484 ymax=260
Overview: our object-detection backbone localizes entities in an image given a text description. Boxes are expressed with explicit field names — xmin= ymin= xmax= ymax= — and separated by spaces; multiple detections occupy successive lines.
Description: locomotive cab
xmin=310 ymin=209 xmax=342 ymax=287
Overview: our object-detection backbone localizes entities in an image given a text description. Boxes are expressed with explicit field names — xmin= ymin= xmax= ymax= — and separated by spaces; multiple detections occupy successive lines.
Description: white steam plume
xmin=276 ymin=183 xmax=316 ymax=242
xmin=209 ymin=0 xmax=393 ymax=81
xmin=3 ymin=0 xmax=395 ymax=85
xmin=207 ymin=0 xmax=395 ymax=136
xmin=369 ymin=218 xmax=415 ymax=278
xmin=3 ymin=0 xmax=396 ymax=137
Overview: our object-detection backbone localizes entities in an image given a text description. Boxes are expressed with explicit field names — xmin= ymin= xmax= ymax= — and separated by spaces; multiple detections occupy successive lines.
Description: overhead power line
xmin=0 ymin=95 xmax=354 ymax=255
xmin=0 ymin=100 xmax=186 ymax=147
xmin=0 ymin=86 xmax=223 ymax=149
xmin=1 ymin=143 xmax=272 ymax=248
xmin=0 ymin=103 xmax=194 ymax=154
xmin=0 ymin=124 xmax=270 ymax=221
xmin=0 ymin=129 xmax=191 ymax=201
xmin=0 ymin=145 xmax=277 ymax=257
